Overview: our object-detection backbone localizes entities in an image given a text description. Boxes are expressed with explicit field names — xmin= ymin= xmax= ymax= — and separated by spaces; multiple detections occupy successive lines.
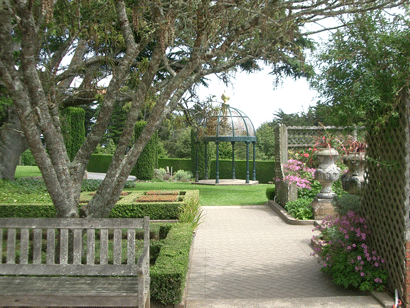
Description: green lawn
xmin=15 ymin=166 xmax=43 ymax=178
xmin=13 ymin=166 xmax=271 ymax=206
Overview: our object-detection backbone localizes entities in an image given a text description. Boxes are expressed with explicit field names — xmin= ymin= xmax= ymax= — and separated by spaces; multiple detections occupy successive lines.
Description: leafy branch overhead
xmin=0 ymin=0 xmax=406 ymax=217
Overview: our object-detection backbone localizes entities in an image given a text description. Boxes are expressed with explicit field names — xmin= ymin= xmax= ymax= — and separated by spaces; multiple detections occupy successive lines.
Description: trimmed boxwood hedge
xmin=88 ymin=155 xmax=275 ymax=183
xmin=210 ymin=159 xmax=275 ymax=183
xmin=151 ymin=222 xmax=195 ymax=305
xmin=0 ymin=204 xmax=56 ymax=218
xmin=0 ymin=190 xmax=199 ymax=220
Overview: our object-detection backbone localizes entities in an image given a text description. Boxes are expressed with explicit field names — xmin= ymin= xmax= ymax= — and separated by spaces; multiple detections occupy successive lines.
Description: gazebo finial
xmin=221 ymin=91 xmax=230 ymax=104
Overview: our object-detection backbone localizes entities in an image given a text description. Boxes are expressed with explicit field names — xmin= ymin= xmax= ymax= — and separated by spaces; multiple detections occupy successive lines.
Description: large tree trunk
xmin=0 ymin=106 xmax=28 ymax=180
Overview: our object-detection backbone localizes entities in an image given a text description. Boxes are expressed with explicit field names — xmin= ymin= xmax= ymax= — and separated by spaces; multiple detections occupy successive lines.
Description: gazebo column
xmin=205 ymin=142 xmax=209 ymax=180
xmin=252 ymin=141 xmax=256 ymax=181
xmin=246 ymin=142 xmax=250 ymax=184
xmin=231 ymin=141 xmax=236 ymax=180
xmin=216 ymin=142 xmax=220 ymax=184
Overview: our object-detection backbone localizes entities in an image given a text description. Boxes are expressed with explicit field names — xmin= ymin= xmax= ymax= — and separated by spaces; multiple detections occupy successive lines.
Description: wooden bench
xmin=0 ymin=217 xmax=150 ymax=307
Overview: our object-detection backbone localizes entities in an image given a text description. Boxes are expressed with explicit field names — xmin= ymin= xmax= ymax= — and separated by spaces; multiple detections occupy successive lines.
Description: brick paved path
xmin=185 ymin=206 xmax=382 ymax=308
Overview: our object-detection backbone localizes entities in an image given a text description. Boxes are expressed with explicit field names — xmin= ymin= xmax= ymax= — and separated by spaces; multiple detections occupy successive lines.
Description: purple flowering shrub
xmin=281 ymin=159 xmax=316 ymax=189
xmin=312 ymin=211 xmax=387 ymax=292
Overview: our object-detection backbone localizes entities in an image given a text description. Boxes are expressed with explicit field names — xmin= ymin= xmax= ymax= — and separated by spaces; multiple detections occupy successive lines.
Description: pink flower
xmin=360 ymin=272 xmax=365 ymax=277
xmin=357 ymin=256 xmax=362 ymax=260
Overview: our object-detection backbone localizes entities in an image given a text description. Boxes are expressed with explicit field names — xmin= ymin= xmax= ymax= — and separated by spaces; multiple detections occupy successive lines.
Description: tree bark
xmin=0 ymin=106 xmax=28 ymax=180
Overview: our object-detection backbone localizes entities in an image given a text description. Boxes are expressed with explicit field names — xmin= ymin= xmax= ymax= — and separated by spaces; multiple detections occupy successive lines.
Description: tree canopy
xmin=0 ymin=0 xmax=406 ymax=217
xmin=310 ymin=9 xmax=410 ymax=128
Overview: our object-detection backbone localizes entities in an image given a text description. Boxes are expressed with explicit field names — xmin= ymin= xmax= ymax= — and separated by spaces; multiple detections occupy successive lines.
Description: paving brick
xmin=185 ymin=205 xmax=385 ymax=307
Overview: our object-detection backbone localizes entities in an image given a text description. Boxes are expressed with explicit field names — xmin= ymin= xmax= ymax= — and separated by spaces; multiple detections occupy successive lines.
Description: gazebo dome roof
xmin=204 ymin=104 xmax=256 ymax=142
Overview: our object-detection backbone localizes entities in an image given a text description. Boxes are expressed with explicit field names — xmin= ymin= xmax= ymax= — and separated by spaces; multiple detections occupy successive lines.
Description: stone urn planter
xmin=312 ymin=148 xmax=341 ymax=220
xmin=341 ymin=152 xmax=366 ymax=196
xmin=314 ymin=148 xmax=341 ymax=199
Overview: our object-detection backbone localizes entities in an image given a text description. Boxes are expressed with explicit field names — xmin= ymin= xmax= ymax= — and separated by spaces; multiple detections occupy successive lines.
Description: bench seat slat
xmin=0 ymin=276 xmax=138 ymax=294
xmin=0 ymin=277 xmax=139 ymax=307
xmin=0 ymin=264 xmax=139 ymax=276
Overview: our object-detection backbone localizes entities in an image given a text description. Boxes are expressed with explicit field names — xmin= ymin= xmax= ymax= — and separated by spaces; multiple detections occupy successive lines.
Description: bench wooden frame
xmin=0 ymin=217 xmax=150 ymax=307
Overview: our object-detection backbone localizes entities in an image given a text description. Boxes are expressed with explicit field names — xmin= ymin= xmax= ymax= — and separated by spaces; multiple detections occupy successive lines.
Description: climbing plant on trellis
xmin=360 ymin=90 xmax=410 ymax=303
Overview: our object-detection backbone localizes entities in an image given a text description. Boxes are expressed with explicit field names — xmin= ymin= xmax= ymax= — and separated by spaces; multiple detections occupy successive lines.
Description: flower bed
xmin=312 ymin=211 xmax=387 ymax=292
xmin=146 ymin=190 xmax=179 ymax=195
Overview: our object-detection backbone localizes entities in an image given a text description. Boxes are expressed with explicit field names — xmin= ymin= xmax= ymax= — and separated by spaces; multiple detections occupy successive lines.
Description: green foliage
xmin=20 ymin=149 xmax=36 ymax=166
xmin=311 ymin=11 xmax=410 ymax=128
xmin=87 ymin=154 xmax=113 ymax=173
xmin=159 ymin=158 xmax=192 ymax=175
xmin=0 ymin=179 xmax=50 ymax=204
xmin=210 ymin=159 xmax=275 ymax=184
xmin=191 ymin=129 xmax=211 ymax=180
xmin=81 ymin=179 xmax=135 ymax=192
xmin=265 ymin=185 xmax=276 ymax=200
xmin=0 ymin=204 xmax=56 ymax=218
xmin=284 ymin=198 xmax=313 ymax=220
xmin=179 ymin=194 xmax=202 ymax=228
xmin=256 ymin=123 xmax=276 ymax=160
xmin=173 ymin=170 xmax=193 ymax=182
xmin=133 ymin=121 xmax=157 ymax=180
xmin=313 ymin=212 xmax=387 ymax=292
xmin=332 ymin=194 xmax=361 ymax=216
xmin=151 ymin=223 xmax=195 ymax=305
xmin=154 ymin=168 xmax=167 ymax=181
xmin=61 ymin=107 xmax=85 ymax=161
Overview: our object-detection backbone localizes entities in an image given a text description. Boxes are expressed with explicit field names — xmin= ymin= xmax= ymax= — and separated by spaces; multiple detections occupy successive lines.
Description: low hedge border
xmin=150 ymin=222 xmax=195 ymax=305
xmin=0 ymin=190 xmax=199 ymax=220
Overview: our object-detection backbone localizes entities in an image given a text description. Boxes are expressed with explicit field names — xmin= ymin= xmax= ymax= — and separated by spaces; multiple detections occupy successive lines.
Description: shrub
xmin=333 ymin=194 xmax=361 ymax=216
xmin=151 ymin=223 xmax=195 ymax=305
xmin=312 ymin=211 xmax=387 ymax=292
xmin=20 ymin=149 xmax=36 ymax=166
xmin=173 ymin=170 xmax=193 ymax=182
xmin=281 ymin=159 xmax=315 ymax=189
xmin=179 ymin=194 xmax=202 ymax=228
xmin=133 ymin=121 xmax=157 ymax=180
xmin=284 ymin=198 xmax=313 ymax=220
xmin=265 ymin=185 xmax=275 ymax=200
xmin=154 ymin=168 xmax=167 ymax=181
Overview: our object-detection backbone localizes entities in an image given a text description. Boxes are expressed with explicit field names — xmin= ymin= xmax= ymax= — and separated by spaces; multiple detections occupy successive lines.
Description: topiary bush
xmin=133 ymin=121 xmax=157 ymax=180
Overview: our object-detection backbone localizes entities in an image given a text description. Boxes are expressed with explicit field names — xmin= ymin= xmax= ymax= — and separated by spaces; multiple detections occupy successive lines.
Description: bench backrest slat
xmin=100 ymin=228 xmax=109 ymax=265
xmin=47 ymin=229 xmax=55 ymax=265
xmin=113 ymin=228 xmax=122 ymax=265
xmin=20 ymin=228 xmax=29 ymax=264
xmin=73 ymin=229 xmax=82 ymax=265
xmin=33 ymin=229 xmax=42 ymax=264
xmin=60 ymin=229 xmax=69 ymax=265
xmin=0 ymin=218 xmax=144 ymax=229
xmin=87 ymin=229 xmax=95 ymax=265
xmin=127 ymin=229 xmax=136 ymax=265
xmin=7 ymin=229 xmax=16 ymax=264
xmin=0 ymin=217 xmax=149 ymax=276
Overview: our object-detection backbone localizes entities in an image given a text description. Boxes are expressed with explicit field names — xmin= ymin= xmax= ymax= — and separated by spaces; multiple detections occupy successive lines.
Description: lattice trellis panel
xmin=361 ymin=91 xmax=410 ymax=301
xmin=287 ymin=126 xmax=361 ymax=148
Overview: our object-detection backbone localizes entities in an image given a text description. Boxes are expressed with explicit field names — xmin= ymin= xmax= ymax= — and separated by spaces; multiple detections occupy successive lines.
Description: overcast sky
xmin=197 ymin=67 xmax=319 ymax=130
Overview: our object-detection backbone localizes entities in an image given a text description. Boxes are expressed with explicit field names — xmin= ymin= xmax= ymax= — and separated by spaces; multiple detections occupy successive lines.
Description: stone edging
xmin=267 ymin=200 xmax=318 ymax=225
